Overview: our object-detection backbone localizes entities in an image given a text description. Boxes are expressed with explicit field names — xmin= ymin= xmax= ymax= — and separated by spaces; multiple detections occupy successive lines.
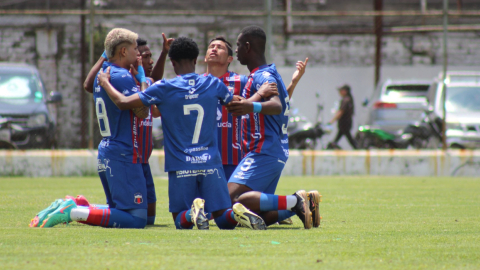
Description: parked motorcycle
xmin=0 ymin=118 xmax=20 ymax=149
xmin=288 ymin=93 xmax=333 ymax=150
xmin=355 ymin=108 xmax=444 ymax=149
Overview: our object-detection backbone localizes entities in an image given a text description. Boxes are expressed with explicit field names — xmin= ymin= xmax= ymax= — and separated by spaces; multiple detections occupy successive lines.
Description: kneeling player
xmin=97 ymin=37 xmax=266 ymax=230
xmin=33 ymin=28 xmax=155 ymax=229
xmin=226 ymin=26 xmax=321 ymax=229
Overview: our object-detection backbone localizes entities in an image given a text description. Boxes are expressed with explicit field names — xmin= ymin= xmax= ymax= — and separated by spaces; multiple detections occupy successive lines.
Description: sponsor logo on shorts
xmin=134 ymin=193 xmax=143 ymax=204
xmin=185 ymin=153 xmax=211 ymax=164
xmin=175 ymin=169 xmax=219 ymax=178
xmin=97 ymin=158 xmax=113 ymax=176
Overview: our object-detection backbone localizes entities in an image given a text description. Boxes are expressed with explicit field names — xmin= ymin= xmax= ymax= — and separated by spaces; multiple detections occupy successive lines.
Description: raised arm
xmin=83 ymin=52 xmax=107 ymax=93
xmin=286 ymin=57 xmax=308 ymax=99
xmin=97 ymin=67 xmax=145 ymax=110
xmin=150 ymin=33 xmax=174 ymax=81
xmin=130 ymin=56 xmax=150 ymax=118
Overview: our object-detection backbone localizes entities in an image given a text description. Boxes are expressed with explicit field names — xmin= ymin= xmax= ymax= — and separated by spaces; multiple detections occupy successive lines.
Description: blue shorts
xmin=97 ymin=156 xmax=148 ymax=210
xmin=168 ymin=167 xmax=232 ymax=213
xmin=228 ymin=153 xmax=286 ymax=194
xmin=223 ymin=164 xmax=238 ymax=181
xmin=143 ymin=163 xmax=157 ymax=205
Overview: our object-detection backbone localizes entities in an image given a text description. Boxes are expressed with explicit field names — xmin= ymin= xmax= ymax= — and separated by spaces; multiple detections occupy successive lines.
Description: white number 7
xmin=183 ymin=104 xmax=204 ymax=144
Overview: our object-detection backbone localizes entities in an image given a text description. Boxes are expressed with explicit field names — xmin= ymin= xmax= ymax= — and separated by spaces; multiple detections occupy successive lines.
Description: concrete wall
xmin=1 ymin=150 xmax=479 ymax=177
xmin=1 ymin=14 xmax=480 ymax=148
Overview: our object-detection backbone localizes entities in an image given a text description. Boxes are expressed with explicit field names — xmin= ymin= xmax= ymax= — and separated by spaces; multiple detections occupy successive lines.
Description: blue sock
xmin=90 ymin=208 xmax=146 ymax=229
xmin=174 ymin=210 xmax=193 ymax=229
xmin=214 ymin=209 xmax=237 ymax=230
xmin=277 ymin=210 xmax=296 ymax=222
xmin=147 ymin=216 xmax=156 ymax=225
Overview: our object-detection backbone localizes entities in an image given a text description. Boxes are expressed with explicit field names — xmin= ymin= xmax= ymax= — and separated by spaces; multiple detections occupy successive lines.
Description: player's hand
xmin=98 ymin=66 xmax=111 ymax=87
xmin=226 ymin=99 xmax=254 ymax=116
xmin=292 ymin=57 xmax=308 ymax=84
xmin=231 ymin=95 xmax=245 ymax=102
xmin=257 ymin=82 xmax=278 ymax=99
xmin=130 ymin=56 xmax=143 ymax=76
xmin=162 ymin=33 xmax=174 ymax=52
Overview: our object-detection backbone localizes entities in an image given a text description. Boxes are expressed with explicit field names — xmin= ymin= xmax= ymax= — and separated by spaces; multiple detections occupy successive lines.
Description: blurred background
xmin=1 ymin=0 xmax=480 ymax=150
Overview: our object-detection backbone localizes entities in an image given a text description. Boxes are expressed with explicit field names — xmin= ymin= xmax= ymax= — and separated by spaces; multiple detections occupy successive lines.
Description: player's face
xmin=205 ymin=40 xmax=231 ymax=65
xmin=125 ymin=43 xmax=140 ymax=66
xmin=235 ymin=34 xmax=247 ymax=65
xmin=138 ymin=45 xmax=154 ymax=77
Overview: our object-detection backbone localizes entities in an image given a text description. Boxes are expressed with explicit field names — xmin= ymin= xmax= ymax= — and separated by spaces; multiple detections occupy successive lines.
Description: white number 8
xmin=95 ymin=97 xmax=111 ymax=137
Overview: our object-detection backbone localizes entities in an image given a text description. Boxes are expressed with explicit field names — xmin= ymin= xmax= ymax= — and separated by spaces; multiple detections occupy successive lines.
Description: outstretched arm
xmin=130 ymin=56 xmax=150 ymax=119
xmin=97 ymin=67 xmax=145 ymax=110
xmin=83 ymin=53 xmax=107 ymax=93
xmin=150 ymin=33 xmax=174 ymax=82
xmin=286 ymin=57 xmax=308 ymax=99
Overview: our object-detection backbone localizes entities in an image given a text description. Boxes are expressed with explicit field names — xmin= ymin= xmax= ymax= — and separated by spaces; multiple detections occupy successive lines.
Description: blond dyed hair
xmin=104 ymin=28 xmax=138 ymax=59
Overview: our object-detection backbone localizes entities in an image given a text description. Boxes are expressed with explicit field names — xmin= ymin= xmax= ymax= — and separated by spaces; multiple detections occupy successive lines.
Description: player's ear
xmin=193 ymin=58 xmax=197 ymax=65
xmin=245 ymin=42 xmax=251 ymax=53
xmin=227 ymin=55 xmax=234 ymax=64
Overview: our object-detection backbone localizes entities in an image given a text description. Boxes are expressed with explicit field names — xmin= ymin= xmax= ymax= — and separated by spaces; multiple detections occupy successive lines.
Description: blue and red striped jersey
xmin=212 ymin=71 xmax=248 ymax=166
xmin=93 ymin=62 xmax=152 ymax=164
xmin=241 ymin=64 xmax=290 ymax=161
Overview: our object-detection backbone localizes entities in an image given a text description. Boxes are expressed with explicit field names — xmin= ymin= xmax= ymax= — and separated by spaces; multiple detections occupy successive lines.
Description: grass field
xmin=1 ymin=176 xmax=479 ymax=269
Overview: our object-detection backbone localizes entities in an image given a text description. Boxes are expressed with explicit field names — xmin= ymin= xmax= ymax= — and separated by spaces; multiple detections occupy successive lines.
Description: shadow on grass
xmin=265 ymin=226 xmax=301 ymax=230
xmin=146 ymin=224 xmax=169 ymax=228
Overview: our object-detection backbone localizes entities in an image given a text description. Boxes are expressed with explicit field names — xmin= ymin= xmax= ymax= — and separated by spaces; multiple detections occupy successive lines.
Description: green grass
xmin=1 ymin=176 xmax=480 ymax=269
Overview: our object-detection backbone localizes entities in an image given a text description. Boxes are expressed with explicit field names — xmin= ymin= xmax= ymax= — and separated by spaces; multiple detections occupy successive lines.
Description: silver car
xmin=427 ymin=71 xmax=480 ymax=149
xmin=362 ymin=79 xmax=431 ymax=133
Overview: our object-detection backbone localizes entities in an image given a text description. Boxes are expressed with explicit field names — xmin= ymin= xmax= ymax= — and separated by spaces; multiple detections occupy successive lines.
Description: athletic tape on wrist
xmin=253 ymin=102 xmax=262 ymax=113
xmin=101 ymin=50 xmax=108 ymax=60
xmin=136 ymin=66 xmax=147 ymax=83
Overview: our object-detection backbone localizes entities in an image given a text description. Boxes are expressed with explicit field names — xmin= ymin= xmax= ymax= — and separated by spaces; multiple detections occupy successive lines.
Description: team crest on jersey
xmin=262 ymin=71 xmax=271 ymax=78
xmin=134 ymin=193 xmax=143 ymax=204
xmin=227 ymin=86 xmax=234 ymax=92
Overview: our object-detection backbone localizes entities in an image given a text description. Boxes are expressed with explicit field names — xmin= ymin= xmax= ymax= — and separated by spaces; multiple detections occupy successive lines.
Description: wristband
xmin=252 ymin=102 xmax=262 ymax=113
xmin=135 ymin=66 xmax=147 ymax=83
xmin=101 ymin=50 xmax=108 ymax=60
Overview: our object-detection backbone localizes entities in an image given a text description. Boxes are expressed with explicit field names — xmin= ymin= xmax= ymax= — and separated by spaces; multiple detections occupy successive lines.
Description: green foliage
xmin=0 ymin=176 xmax=479 ymax=269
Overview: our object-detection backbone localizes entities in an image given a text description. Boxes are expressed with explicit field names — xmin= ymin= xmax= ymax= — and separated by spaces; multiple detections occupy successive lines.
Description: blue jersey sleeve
xmin=110 ymin=70 xmax=138 ymax=97
xmin=138 ymin=80 xmax=165 ymax=107
xmin=254 ymin=71 xmax=278 ymax=90
xmin=216 ymin=79 xmax=233 ymax=105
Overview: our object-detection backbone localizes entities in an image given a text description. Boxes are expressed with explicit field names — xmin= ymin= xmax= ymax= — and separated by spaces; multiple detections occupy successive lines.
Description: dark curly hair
xmin=136 ymin=38 xmax=147 ymax=46
xmin=168 ymin=37 xmax=199 ymax=61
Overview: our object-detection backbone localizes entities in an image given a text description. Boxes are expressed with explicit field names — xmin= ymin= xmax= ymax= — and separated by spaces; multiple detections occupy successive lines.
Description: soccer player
xmin=96 ymin=36 xmax=267 ymax=230
xmin=226 ymin=25 xmax=321 ymax=229
xmin=204 ymin=36 xmax=308 ymax=180
xmin=38 ymin=28 xmax=154 ymax=229
xmin=80 ymin=36 xmax=172 ymax=225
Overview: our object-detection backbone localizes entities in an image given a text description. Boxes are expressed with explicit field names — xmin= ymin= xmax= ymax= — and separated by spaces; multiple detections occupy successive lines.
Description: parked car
xmin=0 ymin=63 xmax=62 ymax=149
xmin=426 ymin=71 xmax=480 ymax=149
xmin=361 ymin=79 xmax=432 ymax=133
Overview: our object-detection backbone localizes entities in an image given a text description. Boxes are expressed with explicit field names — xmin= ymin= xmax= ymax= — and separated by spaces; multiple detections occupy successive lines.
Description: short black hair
xmin=209 ymin=36 xmax=233 ymax=56
xmin=168 ymin=37 xmax=199 ymax=61
xmin=137 ymin=38 xmax=147 ymax=47
xmin=239 ymin=25 xmax=266 ymax=54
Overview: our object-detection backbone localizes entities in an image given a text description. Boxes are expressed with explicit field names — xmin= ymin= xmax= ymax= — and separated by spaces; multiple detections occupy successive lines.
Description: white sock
xmin=70 ymin=208 xmax=90 ymax=222
xmin=286 ymin=195 xmax=297 ymax=210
